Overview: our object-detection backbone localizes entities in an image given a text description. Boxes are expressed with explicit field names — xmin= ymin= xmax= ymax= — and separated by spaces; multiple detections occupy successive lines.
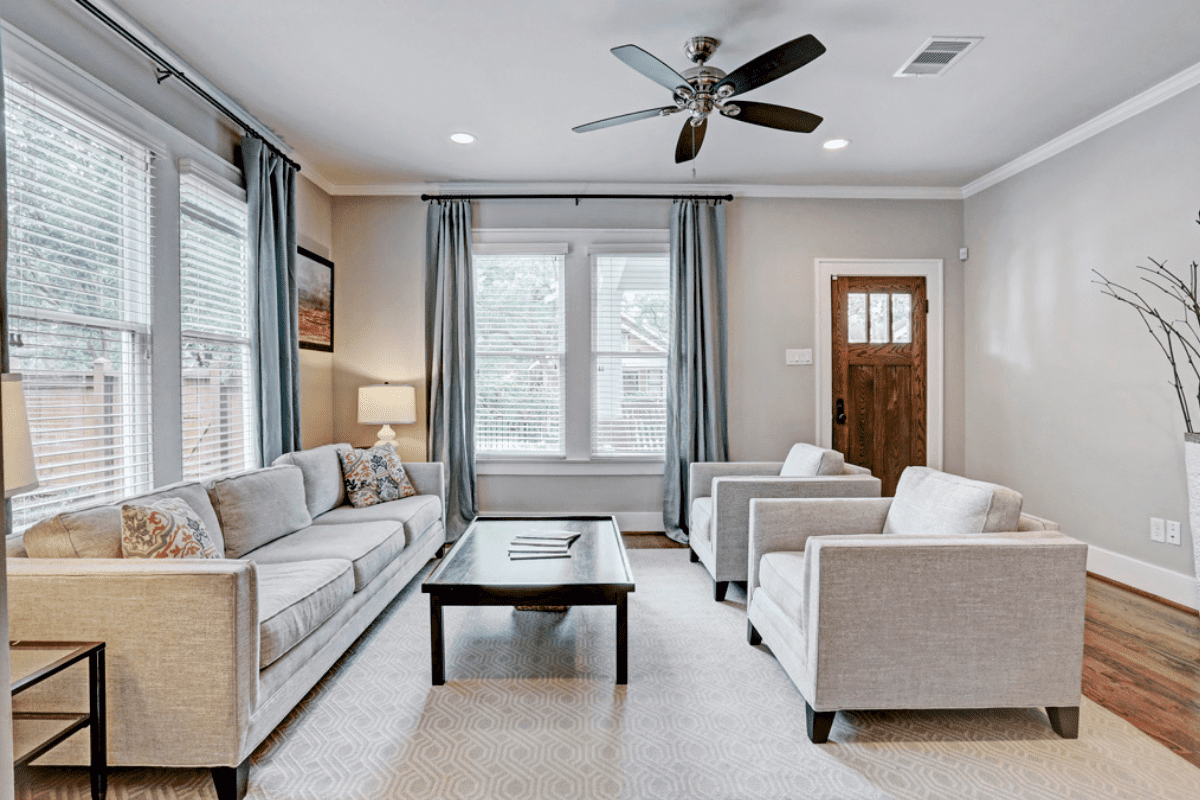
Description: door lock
xmin=835 ymin=398 xmax=846 ymax=425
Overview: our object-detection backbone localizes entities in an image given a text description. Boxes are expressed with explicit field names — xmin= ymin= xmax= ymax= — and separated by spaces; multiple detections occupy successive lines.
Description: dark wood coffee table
xmin=422 ymin=516 xmax=635 ymax=685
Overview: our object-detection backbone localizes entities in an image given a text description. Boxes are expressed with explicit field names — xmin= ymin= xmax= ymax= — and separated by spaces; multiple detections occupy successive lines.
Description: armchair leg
xmin=689 ymin=547 xmax=699 ymax=563
xmin=212 ymin=758 xmax=250 ymax=800
xmin=747 ymin=620 xmax=761 ymax=646
xmin=806 ymin=703 xmax=836 ymax=744
xmin=1046 ymin=706 xmax=1080 ymax=739
xmin=713 ymin=580 xmax=729 ymax=602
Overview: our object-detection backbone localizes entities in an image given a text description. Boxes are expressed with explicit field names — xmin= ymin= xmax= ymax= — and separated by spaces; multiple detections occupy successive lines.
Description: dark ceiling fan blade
xmin=611 ymin=44 xmax=692 ymax=94
xmin=674 ymin=118 xmax=707 ymax=164
xmin=714 ymin=34 xmax=826 ymax=98
xmin=727 ymin=101 xmax=823 ymax=133
xmin=573 ymin=107 xmax=676 ymax=133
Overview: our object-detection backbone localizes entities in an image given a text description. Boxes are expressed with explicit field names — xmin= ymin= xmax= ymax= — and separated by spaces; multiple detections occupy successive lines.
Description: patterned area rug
xmin=17 ymin=550 xmax=1199 ymax=799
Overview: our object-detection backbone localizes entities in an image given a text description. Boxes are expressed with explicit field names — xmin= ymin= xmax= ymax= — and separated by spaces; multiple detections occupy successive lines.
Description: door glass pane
xmin=869 ymin=293 xmax=890 ymax=343
xmin=892 ymin=293 xmax=913 ymax=343
xmin=847 ymin=293 xmax=867 ymax=343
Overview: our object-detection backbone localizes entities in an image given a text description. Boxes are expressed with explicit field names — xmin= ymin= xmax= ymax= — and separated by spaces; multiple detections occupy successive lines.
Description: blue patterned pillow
xmin=337 ymin=446 xmax=417 ymax=508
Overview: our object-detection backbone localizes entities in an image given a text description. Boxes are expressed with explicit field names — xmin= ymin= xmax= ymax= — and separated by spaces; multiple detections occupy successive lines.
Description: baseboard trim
xmin=1086 ymin=544 xmax=1198 ymax=612
xmin=478 ymin=510 xmax=664 ymax=532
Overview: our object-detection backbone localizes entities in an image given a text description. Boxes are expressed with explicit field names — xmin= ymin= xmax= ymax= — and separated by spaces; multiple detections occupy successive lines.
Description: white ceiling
xmin=110 ymin=0 xmax=1200 ymax=190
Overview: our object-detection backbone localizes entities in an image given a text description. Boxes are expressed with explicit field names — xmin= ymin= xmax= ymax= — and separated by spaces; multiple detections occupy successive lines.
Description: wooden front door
xmin=831 ymin=275 xmax=927 ymax=496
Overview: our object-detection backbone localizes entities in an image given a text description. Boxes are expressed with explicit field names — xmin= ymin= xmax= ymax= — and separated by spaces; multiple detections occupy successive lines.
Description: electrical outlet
xmin=1150 ymin=517 xmax=1165 ymax=543
xmin=1166 ymin=520 xmax=1182 ymax=546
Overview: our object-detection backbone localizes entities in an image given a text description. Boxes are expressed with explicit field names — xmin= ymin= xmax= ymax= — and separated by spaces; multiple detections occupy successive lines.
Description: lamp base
xmin=373 ymin=424 xmax=398 ymax=450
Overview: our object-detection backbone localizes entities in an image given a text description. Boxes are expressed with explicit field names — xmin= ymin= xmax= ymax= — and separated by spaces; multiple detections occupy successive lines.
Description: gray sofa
xmin=746 ymin=466 xmax=1088 ymax=743
xmin=6 ymin=443 xmax=445 ymax=800
xmin=689 ymin=443 xmax=881 ymax=600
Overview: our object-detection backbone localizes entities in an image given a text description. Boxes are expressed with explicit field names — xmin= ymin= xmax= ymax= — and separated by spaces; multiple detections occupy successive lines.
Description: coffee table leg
xmin=616 ymin=593 xmax=628 ymax=685
xmin=430 ymin=595 xmax=445 ymax=686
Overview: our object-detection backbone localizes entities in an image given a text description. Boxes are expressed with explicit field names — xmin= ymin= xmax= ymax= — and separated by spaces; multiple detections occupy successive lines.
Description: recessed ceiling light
xmin=450 ymin=132 xmax=476 ymax=145
xmin=823 ymin=138 xmax=851 ymax=150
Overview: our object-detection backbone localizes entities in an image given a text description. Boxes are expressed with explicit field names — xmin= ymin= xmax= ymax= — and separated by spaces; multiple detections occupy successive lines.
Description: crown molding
xmin=321 ymin=180 xmax=963 ymax=200
xmin=292 ymin=154 xmax=337 ymax=195
xmin=963 ymin=60 xmax=1200 ymax=198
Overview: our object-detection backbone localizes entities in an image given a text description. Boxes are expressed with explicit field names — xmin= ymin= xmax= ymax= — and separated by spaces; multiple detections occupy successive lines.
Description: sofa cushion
xmin=337 ymin=446 xmax=417 ymax=508
xmin=272 ymin=444 xmax=348 ymax=518
xmin=121 ymin=498 xmax=221 ymax=559
xmin=690 ymin=497 xmax=714 ymax=547
xmin=23 ymin=481 xmax=223 ymax=559
xmin=883 ymin=467 xmax=1023 ymax=536
xmin=311 ymin=494 xmax=441 ymax=547
xmin=241 ymin=520 xmax=404 ymax=592
xmin=779 ymin=444 xmax=845 ymax=477
xmin=255 ymin=559 xmax=354 ymax=668
xmin=209 ymin=465 xmax=313 ymax=558
xmin=758 ymin=551 xmax=808 ymax=632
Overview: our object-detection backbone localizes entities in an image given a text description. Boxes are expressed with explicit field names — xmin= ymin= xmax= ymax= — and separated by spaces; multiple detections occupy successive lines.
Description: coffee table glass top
xmin=424 ymin=516 xmax=634 ymax=589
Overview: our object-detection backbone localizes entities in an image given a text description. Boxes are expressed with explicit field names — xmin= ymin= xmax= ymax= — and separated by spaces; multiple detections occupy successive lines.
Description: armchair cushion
xmin=690 ymin=497 xmax=714 ymax=546
xmin=779 ymin=444 xmax=845 ymax=477
xmin=758 ymin=551 xmax=807 ymax=630
xmin=883 ymin=467 xmax=1022 ymax=536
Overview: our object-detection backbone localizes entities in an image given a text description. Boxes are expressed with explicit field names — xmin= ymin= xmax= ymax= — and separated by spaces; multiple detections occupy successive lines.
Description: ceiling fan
xmin=573 ymin=34 xmax=827 ymax=163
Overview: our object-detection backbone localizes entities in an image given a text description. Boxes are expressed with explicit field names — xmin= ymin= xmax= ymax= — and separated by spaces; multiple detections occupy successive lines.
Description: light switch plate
xmin=1167 ymin=520 xmax=1181 ymax=546
xmin=786 ymin=348 xmax=813 ymax=366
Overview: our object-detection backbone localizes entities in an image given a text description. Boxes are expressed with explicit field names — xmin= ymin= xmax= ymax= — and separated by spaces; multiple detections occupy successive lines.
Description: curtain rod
xmin=72 ymin=0 xmax=300 ymax=172
xmin=421 ymin=193 xmax=734 ymax=203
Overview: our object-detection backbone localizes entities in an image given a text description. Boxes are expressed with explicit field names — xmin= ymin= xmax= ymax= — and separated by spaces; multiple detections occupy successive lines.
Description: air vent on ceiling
xmin=894 ymin=37 xmax=982 ymax=78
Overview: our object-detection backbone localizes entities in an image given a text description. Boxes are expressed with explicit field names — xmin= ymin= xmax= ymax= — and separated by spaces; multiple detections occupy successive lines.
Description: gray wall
xmin=330 ymin=195 xmax=967 ymax=527
xmin=963 ymin=83 xmax=1200 ymax=580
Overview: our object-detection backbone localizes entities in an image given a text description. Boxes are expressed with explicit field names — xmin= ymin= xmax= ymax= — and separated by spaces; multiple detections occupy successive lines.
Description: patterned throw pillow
xmin=121 ymin=497 xmax=221 ymax=559
xmin=338 ymin=445 xmax=418 ymax=508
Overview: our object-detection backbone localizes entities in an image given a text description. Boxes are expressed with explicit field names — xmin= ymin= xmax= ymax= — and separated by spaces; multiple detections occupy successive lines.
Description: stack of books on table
xmin=508 ymin=530 xmax=582 ymax=560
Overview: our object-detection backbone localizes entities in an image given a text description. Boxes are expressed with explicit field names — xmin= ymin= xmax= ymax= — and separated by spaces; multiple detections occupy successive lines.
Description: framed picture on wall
xmin=297 ymin=247 xmax=334 ymax=352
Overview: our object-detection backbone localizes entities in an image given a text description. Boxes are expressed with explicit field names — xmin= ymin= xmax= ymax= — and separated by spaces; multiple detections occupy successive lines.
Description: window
xmin=4 ymin=75 xmax=155 ymax=530
xmin=592 ymin=254 xmax=669 ymax=457
xmin=473 ymin=249 xmax=566 ymax=455
xmin=179 ymin=164 xmax=256 ymax=481
xmin=471 ymin=232 xmax=670 ymax=465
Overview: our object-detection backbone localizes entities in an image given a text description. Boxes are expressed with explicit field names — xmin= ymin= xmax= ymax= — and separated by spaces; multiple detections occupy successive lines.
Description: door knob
xmin=836 ymin=398 xmax=846 ymax=425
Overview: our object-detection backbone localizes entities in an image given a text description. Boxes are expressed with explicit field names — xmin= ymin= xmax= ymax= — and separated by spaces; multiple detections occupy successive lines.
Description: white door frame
xmin=814 ymin=259 xmax=944 ymax=471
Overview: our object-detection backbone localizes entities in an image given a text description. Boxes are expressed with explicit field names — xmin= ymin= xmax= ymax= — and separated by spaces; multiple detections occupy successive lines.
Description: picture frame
xmin=297 ymin=246 xmax=334 ymax=352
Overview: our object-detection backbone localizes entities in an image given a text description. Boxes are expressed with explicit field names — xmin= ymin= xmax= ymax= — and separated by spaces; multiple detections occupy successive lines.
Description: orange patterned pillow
xmin=121 ymin=497 xmax=221 ymax=559
xmin=337 ymin=445 xmax=417 ymax=508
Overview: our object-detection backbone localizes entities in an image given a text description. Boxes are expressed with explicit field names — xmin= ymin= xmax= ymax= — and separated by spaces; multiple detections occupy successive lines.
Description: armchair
xmin=745 ymin=467 xmax=1088 ymax=743
xmin=688 ymin=443 xmax=881 ymax=600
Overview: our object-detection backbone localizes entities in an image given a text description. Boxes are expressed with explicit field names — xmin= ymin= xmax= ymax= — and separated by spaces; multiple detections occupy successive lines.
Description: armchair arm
xmin=748 ymin=496 xmax=892 ymax=597
xmin=801 ymin=532 xmax=1088 ymax=711
xmin=688 ymin=462 xmax=783 ymax=509
xmin=6 ymin=558 xmax=258 ymax=768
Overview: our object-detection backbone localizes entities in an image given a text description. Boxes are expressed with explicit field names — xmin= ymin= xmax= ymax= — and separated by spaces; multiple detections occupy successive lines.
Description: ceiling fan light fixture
xmin=449 ymin=132 xmax=476 ymax=145
xmin=823 ymin=137 xmax=851 ymax=150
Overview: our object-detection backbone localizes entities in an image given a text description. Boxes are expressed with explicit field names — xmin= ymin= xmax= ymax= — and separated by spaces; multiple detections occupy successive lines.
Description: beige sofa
xmin=689 ymin=443 xmax=881 ymax=600
xmin=746 ymin=467 xmax=1088 ymax=743
xmin=6 ymin=443 xmax=445 ymax=800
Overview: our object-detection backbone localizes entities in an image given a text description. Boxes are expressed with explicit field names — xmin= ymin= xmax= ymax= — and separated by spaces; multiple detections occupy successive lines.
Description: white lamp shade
xmin=358 ymin=384 xmax=417 ymax=425
xmin=3 ymin=373 xmax=40 ymax=499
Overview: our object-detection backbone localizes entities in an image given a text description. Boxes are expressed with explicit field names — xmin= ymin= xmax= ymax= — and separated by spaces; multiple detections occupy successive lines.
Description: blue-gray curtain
xmin=426 ymin=200 xmax=477 ymax=539
xmin=663 ymin=199 xmax=730 ymax=543
xmin=243 ymin=135 xmax=301 ymax=465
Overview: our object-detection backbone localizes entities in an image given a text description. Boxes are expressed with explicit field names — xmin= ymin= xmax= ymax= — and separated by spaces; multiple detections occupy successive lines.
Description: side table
xmin=10 ymin=641 xmax=106 ymax=800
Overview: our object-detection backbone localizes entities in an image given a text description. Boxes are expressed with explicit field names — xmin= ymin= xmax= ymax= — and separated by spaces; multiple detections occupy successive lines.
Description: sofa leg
xmin=212 ymin=758 xmax=250 ymax=800
xmin=747 ymin=620 xmax=761 ymax=646
xmin=806 ymin=703 xmax=836 ymax=744
xmin=1047 ymin=706 xmax=1080 ymax=739
xmin=689 ymin=547 xmax=699 ymax=563
xmin=713 ymin=580 xmax=729 ymax=602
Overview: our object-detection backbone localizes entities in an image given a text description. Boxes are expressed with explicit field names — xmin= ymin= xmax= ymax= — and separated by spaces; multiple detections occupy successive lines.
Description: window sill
xmin=476 ymin=459 xmax=664 ymax=477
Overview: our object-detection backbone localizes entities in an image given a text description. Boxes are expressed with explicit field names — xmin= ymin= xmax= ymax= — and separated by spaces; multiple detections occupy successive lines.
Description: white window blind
xmin=179 ymin=164 xmax=256 ymax=481
xmin=473 ymin=251 xmax=566 ymax=455
xmin=4 ymin=75 xmax=155 ymax=530
xmin=592 ymin=253 xmax=670 ymax=457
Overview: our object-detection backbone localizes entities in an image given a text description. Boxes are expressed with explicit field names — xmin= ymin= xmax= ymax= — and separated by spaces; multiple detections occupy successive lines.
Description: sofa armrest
xmin=688 ymin=461 xmax=783 ymax=509
xmin=747 ymin=497 xmax=892 ymax=597
xmin=6 ymin=558 xmax=258 ymax=768
xmin=712 ymin=475 xmax=882 ymax=582
xmin=405 ymin=462 xmax=446 ymax=503
xmin=801 ymin=531 xmax=1088 ymax=711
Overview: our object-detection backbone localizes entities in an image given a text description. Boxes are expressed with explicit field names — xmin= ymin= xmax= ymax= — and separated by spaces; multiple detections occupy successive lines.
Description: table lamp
xmin=3 ymin=373 xmax=40 ymax=498
xmin=358 ymin=383 xmax=417 ymax=449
